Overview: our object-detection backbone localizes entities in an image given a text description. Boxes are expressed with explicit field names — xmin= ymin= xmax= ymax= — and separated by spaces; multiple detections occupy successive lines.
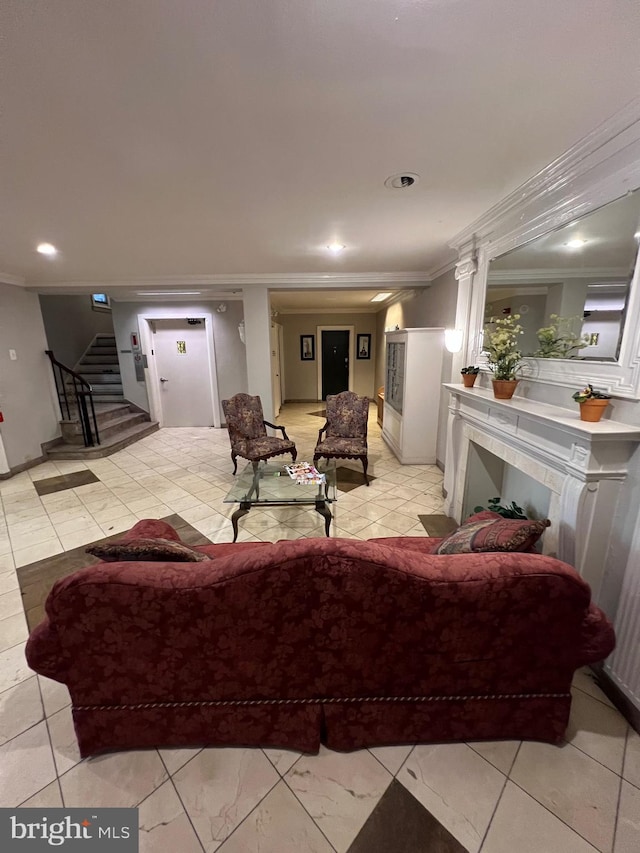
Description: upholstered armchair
xmin=222 ymin=393 xmax=297 ymax=474
xmin=314 ymin=391 xmax=369 ymax=485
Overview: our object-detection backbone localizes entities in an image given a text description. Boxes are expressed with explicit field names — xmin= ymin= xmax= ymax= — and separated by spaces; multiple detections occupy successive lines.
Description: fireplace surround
xmin=443 ymin=383 xmax=640 ymax=605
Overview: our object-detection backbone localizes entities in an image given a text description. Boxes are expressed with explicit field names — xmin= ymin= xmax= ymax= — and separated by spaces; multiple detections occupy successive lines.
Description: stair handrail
xmin=45 ymin=350 xmax=101 ymax=447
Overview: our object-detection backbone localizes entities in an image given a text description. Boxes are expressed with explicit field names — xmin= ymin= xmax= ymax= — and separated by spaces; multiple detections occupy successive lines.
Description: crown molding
xmin=275 ymin=307 xmax=380 ymax=315
xmin=27 ymin=271 xmax=433 ymax=289
xmin=0 ymin=271 xmax=26 ymax=287
xmin=450 ymin=96 xmax=640 ymax=251
xmin=425 ymin=257 xmax=457 ymax=281
xmin=487 ymin=266 xmax=630 ymax=283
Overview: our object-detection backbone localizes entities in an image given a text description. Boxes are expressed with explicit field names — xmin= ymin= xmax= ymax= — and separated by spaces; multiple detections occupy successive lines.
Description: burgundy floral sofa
xmin=26 ymin=519 xmax=615 ymax=757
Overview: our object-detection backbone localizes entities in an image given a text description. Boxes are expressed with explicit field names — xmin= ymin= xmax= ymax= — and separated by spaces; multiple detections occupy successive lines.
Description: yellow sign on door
xmin=177 ymin=341 xmax=186 ymax=354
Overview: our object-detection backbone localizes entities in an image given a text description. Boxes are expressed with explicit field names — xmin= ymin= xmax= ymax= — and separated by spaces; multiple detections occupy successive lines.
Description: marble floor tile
xmin=572 ymin=668 xmax=616 ymax=709
xmin=262 ymin=748 xmax=302 ymax=776
xmin=59 ymin=750 xmax=169 ymax=808
xmin=217 ymin=780 xmax=334 ymax=853
xmin=0 ymin=553 xmax=16 ymax=572
xmin=13 ymin=538 xmax=62 ymax=568
xmin=622 ymin=728 xmax=640 ymax=788
xmin=38 ymin=676 xmax=71 ymax=717
xmin=467 ymin=740 xmax=521 ymax=775
xmin=0 ymin=676 xmax=44 ymax=745
xmin=397 ymin=743 xmax=505 ymax=853
xmin=510 ymin=741 xmax=619 ymax=852
xmin=348 ymin=777 xmax=467 ymax=853
xmin=58 ymin=525 xmax=105 ymax=551
xmin=565 ymin=688 xmax=628 ymax=773
xmin=138 ymin=780 xmax=204 ymax=853
xmin=99 ymin=514 xmax=140 ymax=535
xmin=0 ymin=721 xmax=57 ymax=806
xmin=0 ymin=641 xmax=34 ymax=693
xmin=285 ymin=746 xmax=392 ymax=853
xmin=172 ymin=747 xmax=279 ymax=852
xmin=615 ymin=781 xmax=640 ymax=853
xmin=368 ymin=744 xmax=414 ymax=776
xmin=48 ymin=705 xmax=82 ymax=775
xmin=0 ymin=611 xmax=29 ymax=651
xmin=482 ymin=781 xmax=599 ymax=853
xmin=19 ymin=779 xmax=64 ymax=808
xmin=158 ymin=746 xmax=202 ymax=775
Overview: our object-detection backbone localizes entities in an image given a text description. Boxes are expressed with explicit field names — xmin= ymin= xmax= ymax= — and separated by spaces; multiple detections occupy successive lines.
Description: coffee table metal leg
xmin=315 ymin=500 xmax=332 ymax=536
xmin=232 ymin=501 xmax=251 ymax=542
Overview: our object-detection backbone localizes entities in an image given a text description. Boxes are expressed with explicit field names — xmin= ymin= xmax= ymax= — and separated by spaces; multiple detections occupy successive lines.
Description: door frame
xmin=138 ymin=312 xmax=221 ymax=428
xmin=316 ymin=325 xmax=355 ymax=401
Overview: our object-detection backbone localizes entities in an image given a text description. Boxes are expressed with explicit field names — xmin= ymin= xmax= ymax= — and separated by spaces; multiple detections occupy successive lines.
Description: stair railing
xmin=45 ymin=351 xmax=101 ymax=447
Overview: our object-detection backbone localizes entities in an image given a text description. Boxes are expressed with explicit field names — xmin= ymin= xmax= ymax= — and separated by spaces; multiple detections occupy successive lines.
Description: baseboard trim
xmin=0 ymin=453 xmax=48 ymax=480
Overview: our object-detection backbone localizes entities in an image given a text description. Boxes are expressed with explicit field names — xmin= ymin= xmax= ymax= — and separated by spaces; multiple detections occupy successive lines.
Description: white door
xmin=270 ymin=321 xmax=283 ymax=416
xmin=152 ymin=319 xmax=214 ymax=426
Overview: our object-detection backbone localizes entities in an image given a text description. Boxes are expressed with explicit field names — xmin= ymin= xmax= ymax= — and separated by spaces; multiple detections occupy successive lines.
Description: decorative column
xmin=242 ymin=286 xmax=274 ymax=423
xmin=450 ymin=253 xmax=478 ymax=377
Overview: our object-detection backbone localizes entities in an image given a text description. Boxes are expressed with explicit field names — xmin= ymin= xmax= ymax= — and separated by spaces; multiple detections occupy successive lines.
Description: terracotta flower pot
xmin=579 ymin=399 xmax=609 ymax=422
xmin=461 ymin=373 xmax=478 ymax=388
xmin=492 ymin=379 xmax=519 ymax=400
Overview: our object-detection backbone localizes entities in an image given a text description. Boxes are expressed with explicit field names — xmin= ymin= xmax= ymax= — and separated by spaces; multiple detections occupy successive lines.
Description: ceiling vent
xmin=384 ymin=172 xmax=420 ymax=189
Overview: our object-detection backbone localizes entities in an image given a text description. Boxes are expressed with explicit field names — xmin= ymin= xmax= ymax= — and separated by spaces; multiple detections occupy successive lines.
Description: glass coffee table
xmin=223 ymin=461 xmax=338 ymax=542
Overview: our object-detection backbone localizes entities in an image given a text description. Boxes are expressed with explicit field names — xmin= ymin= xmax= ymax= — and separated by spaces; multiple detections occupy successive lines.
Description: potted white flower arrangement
xmin=483 ymin=314 xmax=524 ymax=399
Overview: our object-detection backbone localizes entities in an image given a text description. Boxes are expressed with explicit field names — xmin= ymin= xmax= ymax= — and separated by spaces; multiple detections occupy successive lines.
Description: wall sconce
xmin=238 ymin=320 xmax=246 ymax=344
xmin=444 ymin=329 xmax=463 ymax=353
xmin=216 ymin=303 xmax=227 ymax=313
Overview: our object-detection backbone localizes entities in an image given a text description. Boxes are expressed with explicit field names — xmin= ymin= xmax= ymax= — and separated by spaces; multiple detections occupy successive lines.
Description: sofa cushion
xmin=436 ymin=516 xmax=550 ymax=555
xmin=86 ymin=537 xmax=211 ymax=562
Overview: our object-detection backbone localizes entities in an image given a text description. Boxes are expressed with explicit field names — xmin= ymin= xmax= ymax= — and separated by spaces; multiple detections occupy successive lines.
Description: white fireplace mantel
xmin=443 ymin=384 xmax=640 ymax=603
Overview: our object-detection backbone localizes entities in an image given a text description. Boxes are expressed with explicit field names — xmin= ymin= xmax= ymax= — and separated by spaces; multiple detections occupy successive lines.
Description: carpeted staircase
xmin=46 ymin=335 xmax=159 ymax=459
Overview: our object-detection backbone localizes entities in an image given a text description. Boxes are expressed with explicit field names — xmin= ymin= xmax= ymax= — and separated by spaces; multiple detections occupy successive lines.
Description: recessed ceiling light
xmin=565 ymin=239 xmax=588 ymax=249
xmin=327 ymin=243 xmax=345 ymax=254
xmin=37 ymin=242 xmax=58 ymax=256
xmin=371 ymin=292 xmax=392 ymax=302
xmin=384 ymin=172 xmax=420 ymax=189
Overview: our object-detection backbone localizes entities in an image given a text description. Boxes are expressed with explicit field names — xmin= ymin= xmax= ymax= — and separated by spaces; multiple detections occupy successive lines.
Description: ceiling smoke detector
xmin=384 ymin=173 xmax=420 ymax=189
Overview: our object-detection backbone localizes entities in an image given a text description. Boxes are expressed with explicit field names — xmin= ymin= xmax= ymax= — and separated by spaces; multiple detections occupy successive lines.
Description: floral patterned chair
xmin=222 ymin=393 xmax=297 ymax=474
xmin=314 ymin=391 xmax=369 ymax=485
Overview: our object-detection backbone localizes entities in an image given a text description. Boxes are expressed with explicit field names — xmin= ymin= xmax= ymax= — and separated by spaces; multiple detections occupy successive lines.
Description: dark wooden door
xmin=321 ymin=330 xmax=350 ymax=400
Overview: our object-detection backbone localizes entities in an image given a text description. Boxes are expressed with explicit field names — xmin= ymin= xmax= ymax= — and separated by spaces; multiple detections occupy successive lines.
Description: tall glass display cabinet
xmin=382 ymin=327 xmax=444 ymax=463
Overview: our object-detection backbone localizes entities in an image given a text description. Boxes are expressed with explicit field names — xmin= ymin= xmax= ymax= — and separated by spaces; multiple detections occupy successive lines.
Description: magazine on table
xmin=285 ymin=462 xmax=326 ymax=485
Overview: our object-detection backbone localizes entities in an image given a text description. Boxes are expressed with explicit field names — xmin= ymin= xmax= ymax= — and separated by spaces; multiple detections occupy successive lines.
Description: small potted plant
xmin=572 ymin=384 xmax=611 ymax=422
xmin=460 ymin=366 xmax=480 ymax=388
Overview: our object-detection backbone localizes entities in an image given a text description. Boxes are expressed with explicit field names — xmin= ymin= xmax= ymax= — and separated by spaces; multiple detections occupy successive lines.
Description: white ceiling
xmin=2 ymin=0 xmax=640 ymax=311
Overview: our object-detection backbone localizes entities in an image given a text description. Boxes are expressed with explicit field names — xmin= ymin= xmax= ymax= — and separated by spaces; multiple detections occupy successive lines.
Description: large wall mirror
xmin=485 ymin=190 xmax=640 ymax=363
xmin=464 ymin=173 xmax=640 ymax=399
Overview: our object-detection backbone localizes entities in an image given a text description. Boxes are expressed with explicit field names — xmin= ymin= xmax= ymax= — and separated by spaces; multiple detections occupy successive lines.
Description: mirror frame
xmin=454 ymin=106 xmax=640 ymax=399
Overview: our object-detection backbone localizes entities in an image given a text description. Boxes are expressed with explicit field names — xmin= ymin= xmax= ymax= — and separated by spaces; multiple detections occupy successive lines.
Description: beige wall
xmin=39 ymin=295 xmax=115 ymax=369
xmin=0 ymin=284 xmax=60 ymax=469
xmin=279 ymin=313 xmax=377 ymax=401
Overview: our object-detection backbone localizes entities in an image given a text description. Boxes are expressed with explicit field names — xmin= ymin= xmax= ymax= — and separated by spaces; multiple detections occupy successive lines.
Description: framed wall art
xmin=357 ymin=333 xmax=371 ymax=359
xmin=300 ymin=334 xmax=315 ymax=360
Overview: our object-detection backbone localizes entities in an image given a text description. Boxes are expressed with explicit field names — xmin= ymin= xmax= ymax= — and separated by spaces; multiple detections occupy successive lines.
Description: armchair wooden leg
xmin=291 ymin=447 xmax=298 ymax=462
xmin=362 ymin=456 xmax=369 ymax=485
xmin=231 ymin=452 xmax=238 ymax=475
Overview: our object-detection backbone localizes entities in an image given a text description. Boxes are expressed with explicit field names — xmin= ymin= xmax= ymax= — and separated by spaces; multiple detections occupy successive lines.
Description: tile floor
xmin=0 ymin=403 xmax=638 ymax=852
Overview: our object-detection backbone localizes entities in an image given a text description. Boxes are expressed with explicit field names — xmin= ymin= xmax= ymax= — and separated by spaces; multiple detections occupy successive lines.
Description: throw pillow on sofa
xmin=436 ymin=512 xmax=550 ymax=555
xmin=86 ymin=537 xmax=211 ymax=562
